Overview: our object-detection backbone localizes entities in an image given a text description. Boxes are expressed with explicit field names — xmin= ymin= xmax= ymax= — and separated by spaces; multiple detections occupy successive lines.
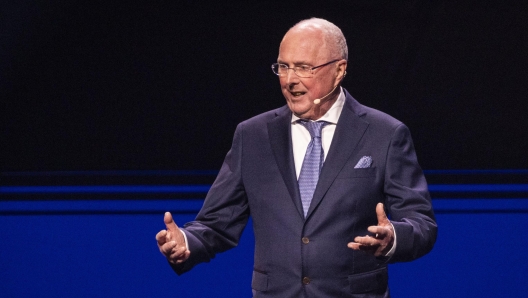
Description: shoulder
xmin=361 ymin=105 xmax=404 ymax=130
xmin=236 ymin=105 xmax=290 ymax=131
xmin=344 ymin=91 xmax=405 ymax=132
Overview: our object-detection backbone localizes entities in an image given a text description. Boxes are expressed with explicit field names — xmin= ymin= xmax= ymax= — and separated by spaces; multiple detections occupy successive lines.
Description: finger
xmin=348 ymin=242 xmax=362 ymax=250
xmin=353 ymin=235 xmax=379 ymax=247
xmin=156 ymin=230 xmax=168 ymax=246
xmin=168 ymin=246 xmax=189 ymax=264
xmin=171 ymin=250 xmax=191 ymax=264
xmin=170 ymin=245 xmax=187 ymax=258
xmin=182 ymin=250 xmax=190 ymax=261
xmin=160 ymin=241 xmax=177 ymax=256
xmin=169 ymin=251 xmax=190 ymax=265
xmin=347 ymin=241 xmax=378 ymax=251
xmin=375 ymin=203 xmax=390 ymax=226
xmin=367 ymin=226 xmax=390 ymax=238
xmin=164 ymin=212 xmax=179 ymax=232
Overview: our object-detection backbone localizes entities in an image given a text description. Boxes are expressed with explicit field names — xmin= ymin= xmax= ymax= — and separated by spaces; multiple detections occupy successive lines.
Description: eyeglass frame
xmin=271 ymin=59 xmax=342 ymax=78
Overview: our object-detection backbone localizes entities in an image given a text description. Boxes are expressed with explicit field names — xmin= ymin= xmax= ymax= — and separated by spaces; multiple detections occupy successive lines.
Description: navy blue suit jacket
xmin=174 ymin=89 xmax=437 ymax=297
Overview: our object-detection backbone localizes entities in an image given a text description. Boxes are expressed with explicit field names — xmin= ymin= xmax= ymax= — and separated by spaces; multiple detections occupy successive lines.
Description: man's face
xmin=277 ymin=28 xmax=344 ymax=120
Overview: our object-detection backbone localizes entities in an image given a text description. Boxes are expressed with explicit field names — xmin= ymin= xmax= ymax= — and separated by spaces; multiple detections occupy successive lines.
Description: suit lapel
xmin=267 ymin=106 xmax=305 ymax=219
xmin=306 ymin=92 xmax=369 ymax=219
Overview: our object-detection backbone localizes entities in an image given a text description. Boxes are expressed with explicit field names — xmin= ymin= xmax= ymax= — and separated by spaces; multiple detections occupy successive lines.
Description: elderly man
xmin=156 ymin=18 xmax=437 ymax=297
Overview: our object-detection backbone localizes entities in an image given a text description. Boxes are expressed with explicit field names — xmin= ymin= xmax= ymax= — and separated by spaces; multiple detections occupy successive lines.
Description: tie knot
xmin=298 ymin=120 xmax=328 ymax=138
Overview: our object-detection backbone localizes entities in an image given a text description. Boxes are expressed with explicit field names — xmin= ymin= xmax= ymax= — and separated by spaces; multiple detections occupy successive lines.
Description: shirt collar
xmin=291 ymin=87 xmax=345 ymax=124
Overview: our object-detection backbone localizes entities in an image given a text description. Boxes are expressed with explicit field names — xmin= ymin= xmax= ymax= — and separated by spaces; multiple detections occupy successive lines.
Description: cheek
xmin=310 ymin=79 xmax=332 ymax=95
xmin=278 ymin=76 xmax=292 ymax=87
xmin=278 ymin=78 xmax=288 ymax=89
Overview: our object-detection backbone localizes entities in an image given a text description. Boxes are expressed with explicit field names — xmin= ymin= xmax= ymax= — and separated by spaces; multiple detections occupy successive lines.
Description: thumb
xmin=376 ymin=203 xmax=390 ymax=226
xmin=164 ymin=211 xmax=179 ymax=232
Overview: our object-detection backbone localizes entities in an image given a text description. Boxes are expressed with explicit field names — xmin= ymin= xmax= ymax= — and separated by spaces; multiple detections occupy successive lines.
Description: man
xmin=156 ymin=18 xmax=437 ymax=297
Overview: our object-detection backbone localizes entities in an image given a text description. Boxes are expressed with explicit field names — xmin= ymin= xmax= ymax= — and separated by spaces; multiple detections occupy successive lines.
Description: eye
xmin=299 ymin=65 xmax=311 ymax=71
xmin=278 ymin=64 xmax=289 ymax=70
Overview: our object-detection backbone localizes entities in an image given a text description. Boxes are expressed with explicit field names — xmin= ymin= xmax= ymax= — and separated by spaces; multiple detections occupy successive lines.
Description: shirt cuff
xmin=384 ymin=222 xmax=397 ymax=257
xmin=179 ymin=228 xmax=190 ymax=251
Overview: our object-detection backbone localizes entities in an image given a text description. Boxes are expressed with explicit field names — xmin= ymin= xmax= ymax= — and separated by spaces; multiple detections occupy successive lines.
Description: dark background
xmin=2 ymin=0 xmax=527 ymax=173
xmin=2 ymin=2 xmax=528 ymax=297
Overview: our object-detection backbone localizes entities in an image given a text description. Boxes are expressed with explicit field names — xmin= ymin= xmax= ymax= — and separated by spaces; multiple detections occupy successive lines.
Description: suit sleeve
xmin=384 ymin=123 xmax=437 ymax=263
xmin=171 ymin=124 xmax=250 ymax=274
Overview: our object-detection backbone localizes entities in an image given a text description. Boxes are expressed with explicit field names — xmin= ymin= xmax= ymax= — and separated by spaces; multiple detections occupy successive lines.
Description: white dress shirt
xmin=291 ymin=88 xmax=346 ymax=178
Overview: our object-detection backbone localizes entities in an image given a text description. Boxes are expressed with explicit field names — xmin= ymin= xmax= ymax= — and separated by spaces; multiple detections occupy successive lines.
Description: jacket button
xmin=302 ymin=237 xmax=309 ymax=244
xmin=302 ymin=277 xmax=311 ymax=285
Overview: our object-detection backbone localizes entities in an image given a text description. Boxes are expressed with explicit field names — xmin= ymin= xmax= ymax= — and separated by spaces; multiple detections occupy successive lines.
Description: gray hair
xmin=293 ymin=18 xmax=348 ymax=60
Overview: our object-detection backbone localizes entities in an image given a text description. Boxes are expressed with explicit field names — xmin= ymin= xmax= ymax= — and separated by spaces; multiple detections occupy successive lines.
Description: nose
xmin=284 ymin=68 xmax=300 ymax=84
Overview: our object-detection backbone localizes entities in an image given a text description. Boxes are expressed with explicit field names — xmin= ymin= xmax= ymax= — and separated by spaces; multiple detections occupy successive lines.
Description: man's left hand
xmin=347 ymin=203 xmax=394 ymax=257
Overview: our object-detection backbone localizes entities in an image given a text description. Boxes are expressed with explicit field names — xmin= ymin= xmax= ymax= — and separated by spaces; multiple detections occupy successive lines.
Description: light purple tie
xmin=298 ymin=120 xmax=328 ymax=217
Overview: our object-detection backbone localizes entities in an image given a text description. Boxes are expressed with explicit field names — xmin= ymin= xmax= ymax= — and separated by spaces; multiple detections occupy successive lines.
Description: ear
xmin=334 ymin=60 xmax=348 ymax=83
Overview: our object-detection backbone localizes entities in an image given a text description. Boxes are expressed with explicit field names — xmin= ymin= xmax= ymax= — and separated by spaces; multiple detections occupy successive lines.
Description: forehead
xmin=278 ymin=28 xmax=330 ymax=64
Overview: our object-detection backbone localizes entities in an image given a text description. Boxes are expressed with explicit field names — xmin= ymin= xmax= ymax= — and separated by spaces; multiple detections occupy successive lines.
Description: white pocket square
xmin=354 ymin=156 xmax=372 ymax=168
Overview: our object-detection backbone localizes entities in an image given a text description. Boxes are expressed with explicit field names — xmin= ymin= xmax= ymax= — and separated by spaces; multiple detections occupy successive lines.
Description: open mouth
xmin=290 ymin=91 xmax=306 ymax=98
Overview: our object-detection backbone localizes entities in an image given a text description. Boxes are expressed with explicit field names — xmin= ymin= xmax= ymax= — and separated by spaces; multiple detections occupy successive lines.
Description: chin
xmin=293 ymin=107 xmax=315 ymax=119
xmin=288 ymin=101 xmax=312 ymax=115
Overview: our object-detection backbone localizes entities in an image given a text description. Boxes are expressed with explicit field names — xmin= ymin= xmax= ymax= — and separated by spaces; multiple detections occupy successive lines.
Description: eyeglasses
xmin=271 ymin=59 xmax=341 ymax=78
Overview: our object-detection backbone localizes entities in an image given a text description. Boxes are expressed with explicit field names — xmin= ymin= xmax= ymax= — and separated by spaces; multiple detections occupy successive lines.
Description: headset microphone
xmin=313 ymin=85 xmax=338 ymax=105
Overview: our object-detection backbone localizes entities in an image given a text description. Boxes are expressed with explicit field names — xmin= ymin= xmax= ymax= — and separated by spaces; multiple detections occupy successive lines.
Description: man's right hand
xmin=156 ymin=212 xmax=190 ymax=264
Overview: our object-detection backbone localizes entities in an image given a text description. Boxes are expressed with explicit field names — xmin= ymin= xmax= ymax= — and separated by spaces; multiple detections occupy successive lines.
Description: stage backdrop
xmin=1 ymin=1 xmax=527 ymax=297
xmin=2 ymin=0 xmax=526 ymax=171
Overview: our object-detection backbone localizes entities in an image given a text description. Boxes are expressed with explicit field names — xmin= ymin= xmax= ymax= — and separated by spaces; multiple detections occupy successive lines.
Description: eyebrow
xmin=277 ymin=60 xmax=312 ymax=66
